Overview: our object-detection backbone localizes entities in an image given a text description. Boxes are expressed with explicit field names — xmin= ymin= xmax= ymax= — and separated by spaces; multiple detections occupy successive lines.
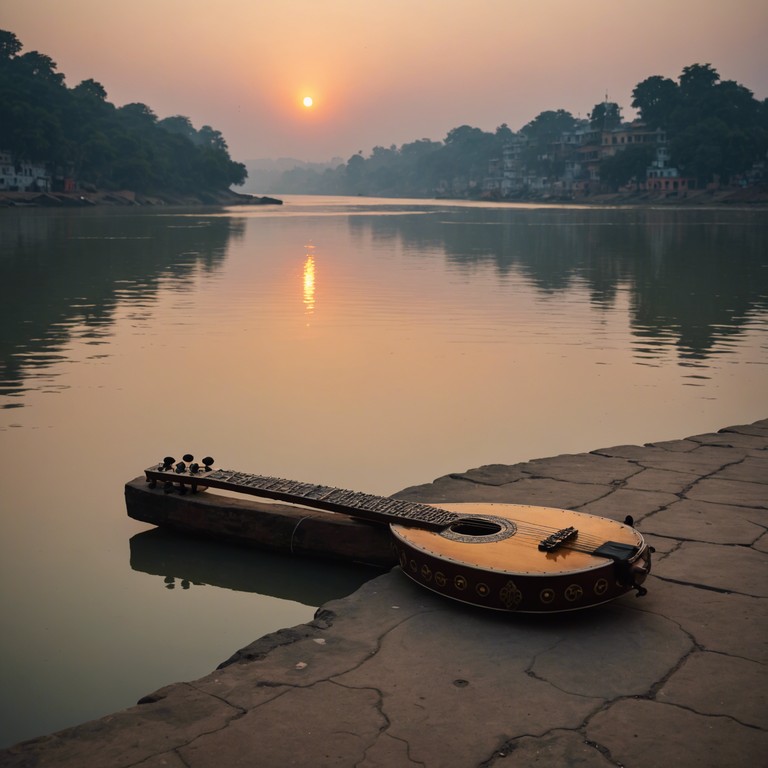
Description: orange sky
xmin=2 ymin=0 xmax=767 ymax=163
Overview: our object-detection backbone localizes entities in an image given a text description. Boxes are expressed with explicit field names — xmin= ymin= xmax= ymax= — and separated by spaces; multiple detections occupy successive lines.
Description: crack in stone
xmin=569 ymin=620 xmax=698 ymax=762
xmin=327 ymin=679 xmax=426 ymax=767
xmin=582 ymin=737 xmax=625 ymax=767
xmin=184 ymin=683 xmax=248 ymax=718
xmin=646 ymin=698 xmax=766 ymax=731
xmin=653 ymin=538 xmax=685 ymax=563
xmin=477 ymin=726 xmax=624 ymax=768
xmin=643 ymin=640 xmax=701 ymax=701
xmin=652 ymin=574 xmax=763 ymax=598
xmin=644 ymin=646 xmax=768 ymax=731
xmin=477 ymin=736 xmax=519 ymax=766
xmin=122 ymin=691 xmax=251 ymax=768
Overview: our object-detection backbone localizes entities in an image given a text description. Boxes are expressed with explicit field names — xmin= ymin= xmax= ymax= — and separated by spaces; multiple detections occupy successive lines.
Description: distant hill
xmin=239 ymin=157 xmax=344 ymax=194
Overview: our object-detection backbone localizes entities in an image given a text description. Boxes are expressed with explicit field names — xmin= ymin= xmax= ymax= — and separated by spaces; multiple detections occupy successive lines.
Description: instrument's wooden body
xmin=390 ymin=503 xmax=650 ymax=612
xmin=145 ymin=458 xmax=652 ymax=613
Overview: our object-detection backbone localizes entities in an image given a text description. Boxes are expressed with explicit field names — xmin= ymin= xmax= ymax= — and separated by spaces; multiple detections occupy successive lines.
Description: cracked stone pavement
xmin=1 ymin=420 xmax=766 ymax=767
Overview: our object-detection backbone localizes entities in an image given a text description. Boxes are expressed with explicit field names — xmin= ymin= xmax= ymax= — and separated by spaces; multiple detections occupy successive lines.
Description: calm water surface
xmin=1 ymin=195 xmax=767 ymax=745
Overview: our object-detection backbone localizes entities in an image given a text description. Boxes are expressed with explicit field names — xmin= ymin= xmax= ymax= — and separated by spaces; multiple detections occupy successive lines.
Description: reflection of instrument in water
xmin=145 ymin=455 xmax=653 ymax=613
xmin=129 ymin=528 xmax=375 ymax=607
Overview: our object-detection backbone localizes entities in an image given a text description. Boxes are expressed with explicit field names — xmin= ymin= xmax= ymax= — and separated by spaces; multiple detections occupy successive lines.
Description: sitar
xmin=145 ymin=455 xmax=653 ymax=613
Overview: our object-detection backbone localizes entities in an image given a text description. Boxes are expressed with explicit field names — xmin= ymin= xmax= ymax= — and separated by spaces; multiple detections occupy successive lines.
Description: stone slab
xmin=394 ymin=474 xmax=608 ymax=509
xmin=685 ymin=477 xmax=768 ymax=509
xmin=0 ymin=683 xmax=239 ymax=768
xmin=655 ymin=540 xmax=767 ymax=596
xmin=576 ymin=487 xmax=679 ymax=522
xmin=635 ymin=580 xmax=768 ymax=664
xmin=586 ymin=698 xmax=768 ymax=768
xmin=178 ymin=682 xmax=385 ymax=768
xmin=714 ymin=455 xmax=768 ymax=484
xmin=657 ymin=651 xmax=768 ymax=729
xmin=514 ymin=453 xmax=640 ymax=485
xmin=644 ymin=498 xmax=766 ymax=545
xmin=622 ymin=467 xmax=699 ymax=494
xmin=492 ymin=729 xmax=613 ymax=767
xmin=594 ymin=444 xmax=749 ymax=474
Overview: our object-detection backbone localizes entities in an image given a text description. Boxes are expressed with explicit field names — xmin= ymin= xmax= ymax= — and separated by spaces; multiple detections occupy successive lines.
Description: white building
xmin=0 ymin=152 xmax=50 ymax=192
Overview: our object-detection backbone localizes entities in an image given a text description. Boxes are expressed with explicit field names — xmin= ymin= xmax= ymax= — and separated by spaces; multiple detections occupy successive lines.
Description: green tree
xmin=521 ymin=110 xmax=577 ymax=143
xmin=0 ymin=29 xmax=22 ymax=59
xmin=16 ymin=51 xmax=65 ymax=86
xmin=159 ymin=115 xmax=198 ymax=143
xmin=666 ymin=65 xmax=767 ymax=184
xmin=519 ymin=110 xmax=577 ymax=179
xmin=600 ymin=145 xmax=656 ymax=190
xmin=631 ymin=75 xmax=678 ymax=127
xmin=679 ymin=63 xmax=720 ymax=98
xmin=0 ymin=27 xmax=248 ymax=194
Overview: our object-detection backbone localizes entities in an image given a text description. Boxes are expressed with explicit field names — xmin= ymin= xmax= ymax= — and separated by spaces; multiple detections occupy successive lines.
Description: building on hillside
xmin=645 ymin=144 xmax=695 ymax=194
xmin=482 ymin=157 xmax=503 ymax=197
xmin=482 ymin=118 xmax=705 ymax=198
xmin=500 ymin=134 xmax=528 ymax=195
xmin=0 ymin=152 xmax=50 ymax=192
xmin=556 ymin=122 xmax=591 ymax=192
xmin=600 ymin=121 xmax=665 ymax=158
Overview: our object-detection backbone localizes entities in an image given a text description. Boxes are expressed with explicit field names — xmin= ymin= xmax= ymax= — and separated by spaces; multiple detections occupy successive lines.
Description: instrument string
xmin=149 ymin=466 xmax=631 ymax=551
xmin=510 ymin=526 xmax=609 ymax=546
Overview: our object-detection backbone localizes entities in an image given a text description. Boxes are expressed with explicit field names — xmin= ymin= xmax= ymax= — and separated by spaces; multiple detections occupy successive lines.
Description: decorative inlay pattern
xmin=564 ymin=584 xmax=584 ymax=602
xmin=500 ymin=580 xmax=523 ymax=610
xmin=539 ymin=588 xmax=555 ymax=604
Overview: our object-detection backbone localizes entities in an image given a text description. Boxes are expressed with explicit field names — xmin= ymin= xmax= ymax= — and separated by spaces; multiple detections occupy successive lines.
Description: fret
xmin=304 ymin=486 xmax=337 ymax=501
xmin=148 ymin=464 xmax=460 ymax=530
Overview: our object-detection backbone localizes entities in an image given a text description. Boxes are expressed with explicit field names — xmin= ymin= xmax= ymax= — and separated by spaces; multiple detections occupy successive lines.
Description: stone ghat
xmin=2 ymin=419 xmax=766 ymax=768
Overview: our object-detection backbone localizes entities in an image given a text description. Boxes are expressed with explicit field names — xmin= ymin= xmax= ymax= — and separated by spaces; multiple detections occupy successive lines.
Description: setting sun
xmin=302 ymin=96 xmax=313 ymax=108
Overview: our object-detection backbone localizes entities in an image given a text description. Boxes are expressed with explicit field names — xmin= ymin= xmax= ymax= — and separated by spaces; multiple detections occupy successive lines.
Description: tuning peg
xmin=189 ymin=462 xmax=200 ymax=474
xmin=174 ymin=461 xmax=186 ymax=474
xmin=183 ymin=454 xmax=194 ymax=463
xmin=162 ymin=456 xmax=175 ymax=470
xmin=202 ymin=456 xmax=214 ymax=470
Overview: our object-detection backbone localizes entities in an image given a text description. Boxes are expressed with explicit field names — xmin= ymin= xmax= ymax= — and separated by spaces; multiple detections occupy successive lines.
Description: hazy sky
xmin=3 ymin=0 xmax=767 ymax=163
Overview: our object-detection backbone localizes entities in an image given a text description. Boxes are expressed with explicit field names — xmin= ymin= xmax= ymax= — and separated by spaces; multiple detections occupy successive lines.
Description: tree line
xmin=0 ymin=29 xmax=246 ymax=195
xmin=276 ymin=63 xmax=768 ymax=197
xmin=2 ymin=26 xmax=765 ymax=200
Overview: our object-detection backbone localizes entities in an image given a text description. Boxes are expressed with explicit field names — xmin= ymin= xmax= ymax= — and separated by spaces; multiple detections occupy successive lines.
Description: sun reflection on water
xmin=303 ymin=247 xmax=316 ymax=316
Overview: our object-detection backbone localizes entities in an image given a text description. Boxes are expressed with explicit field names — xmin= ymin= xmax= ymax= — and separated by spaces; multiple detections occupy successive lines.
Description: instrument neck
xmin=147 ymin=466 xmax=460 ymax=530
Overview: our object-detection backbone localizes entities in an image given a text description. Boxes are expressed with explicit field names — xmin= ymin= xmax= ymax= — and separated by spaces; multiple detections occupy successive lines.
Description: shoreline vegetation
xmin=0 ymin=188 xmax=282 ymax=208
xmin=2 ymin=27 xmax=766 ymax=210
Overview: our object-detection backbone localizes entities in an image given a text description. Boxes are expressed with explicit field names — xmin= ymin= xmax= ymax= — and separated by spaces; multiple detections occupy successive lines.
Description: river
xmin=1 ymin=195 xmax=766 ymax=746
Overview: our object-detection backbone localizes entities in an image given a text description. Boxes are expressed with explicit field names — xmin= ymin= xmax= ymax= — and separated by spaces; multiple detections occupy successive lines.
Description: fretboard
xmin=147 ymin=465 xmax=461 ymax=530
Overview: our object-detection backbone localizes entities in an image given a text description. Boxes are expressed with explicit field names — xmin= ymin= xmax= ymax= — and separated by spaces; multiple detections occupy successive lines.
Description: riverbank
xmin=0 ymin=189 xmax=282 ymax=208
xmin=4 ymin=185 xmax=767 ymax=209
xmin=484 ymin=183 xmax=768 ymax=207
xmin=1 ymin=419 xmax=766 ymax=767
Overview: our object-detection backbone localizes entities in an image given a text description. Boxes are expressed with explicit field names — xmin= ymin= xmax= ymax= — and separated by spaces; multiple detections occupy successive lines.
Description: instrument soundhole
xmin=449 ymin=520 xmax=503 ymax=537
xmin=440 ymin=516 xmax=517 ymax=544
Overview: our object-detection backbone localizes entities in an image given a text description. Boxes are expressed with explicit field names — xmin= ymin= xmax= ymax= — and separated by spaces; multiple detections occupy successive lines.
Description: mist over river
xmin=1 ymin=196 xmax=766 ymax=745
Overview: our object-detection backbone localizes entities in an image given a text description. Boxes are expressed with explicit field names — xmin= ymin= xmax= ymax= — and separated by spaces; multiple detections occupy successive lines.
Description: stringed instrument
xmin=145 ymin=455 xmax=653 ymax=613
